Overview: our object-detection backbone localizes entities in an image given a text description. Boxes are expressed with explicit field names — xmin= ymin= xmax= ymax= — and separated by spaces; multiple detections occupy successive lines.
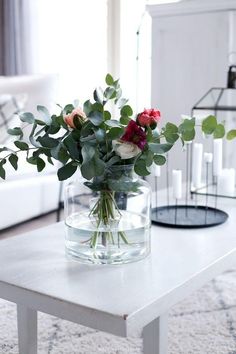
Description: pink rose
xmin=137 ymin=108 xmax=161 ymax=129
xmin=64 ymin=107 xmax=87 ymax=129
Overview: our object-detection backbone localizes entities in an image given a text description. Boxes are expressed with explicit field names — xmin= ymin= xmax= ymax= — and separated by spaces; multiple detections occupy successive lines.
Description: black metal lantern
xmin=191 ymin=66 xmax=236 ymax=199
xmin=191 ymin=66 xmax=236 ymax=117
xmin=227 ymin=65 xmax=236 ymax=89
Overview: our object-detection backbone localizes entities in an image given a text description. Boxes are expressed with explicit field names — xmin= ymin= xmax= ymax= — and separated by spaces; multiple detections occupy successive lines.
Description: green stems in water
xmin=89 ymin=190 xmax=129 ymax=249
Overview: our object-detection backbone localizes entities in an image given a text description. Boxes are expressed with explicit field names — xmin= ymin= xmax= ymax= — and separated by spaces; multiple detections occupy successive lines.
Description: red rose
xmin=137 ymin=108 xmax=161 ymax=129
xmin=121 ymin=120 xmax=147 ymax=150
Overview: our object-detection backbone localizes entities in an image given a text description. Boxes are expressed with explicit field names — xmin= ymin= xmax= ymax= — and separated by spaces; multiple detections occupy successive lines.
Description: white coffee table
xmin=0 ymin=198 xmax=236 ymax=354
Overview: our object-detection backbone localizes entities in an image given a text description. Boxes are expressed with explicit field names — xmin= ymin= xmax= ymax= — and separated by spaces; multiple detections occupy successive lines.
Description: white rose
xmin=112 ymin=140 xmax=141 ymax=160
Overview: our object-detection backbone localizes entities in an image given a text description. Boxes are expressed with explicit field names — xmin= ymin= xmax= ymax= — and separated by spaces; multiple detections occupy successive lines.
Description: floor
xmin=0 ymin=211 xmax=63 ymax=239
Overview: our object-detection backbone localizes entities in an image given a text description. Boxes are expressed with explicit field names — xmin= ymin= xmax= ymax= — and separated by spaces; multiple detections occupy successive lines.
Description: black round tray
xmin=151 ymin=205 xmax=228 ymax=228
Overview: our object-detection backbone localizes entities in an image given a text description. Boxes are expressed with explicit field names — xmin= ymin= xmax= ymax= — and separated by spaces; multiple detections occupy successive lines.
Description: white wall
xmin=32 ymin=0 xmax=108 ymax=104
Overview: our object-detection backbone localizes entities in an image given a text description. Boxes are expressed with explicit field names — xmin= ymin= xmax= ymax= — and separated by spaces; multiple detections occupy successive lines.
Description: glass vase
xmin=64 ymin=165 xmax=151 ymax=264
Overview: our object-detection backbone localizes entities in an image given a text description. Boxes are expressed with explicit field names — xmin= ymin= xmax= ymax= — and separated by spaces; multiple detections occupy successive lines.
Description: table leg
xmin=143 ymin=313 xmax=168 ymax=354
xmin=17 ymin=304 xmax=37 ymax=354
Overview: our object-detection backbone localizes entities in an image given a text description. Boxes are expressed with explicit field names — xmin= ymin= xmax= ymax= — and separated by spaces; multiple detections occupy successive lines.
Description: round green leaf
xmin=202 ymin=115 xmax=217 ymax=135
xmin=120 ymin=115 xmax=130 ymax=125
xmin=104 ymin=111 xmax=111 ymax=120
xmin=134 ymin=159 xmax=150 ymax=176
xmin=20 ymin=112 xmax=35 ymax=124
xmin=121 ymin=105 xmax=133 ymax=117
xmin=105 ymin=73 xmax=114 ymax=85
xmin=213 ymin=124 xmax=225 ymax=139
xmin=153 ymin=155 xmax=166 ymax=166
xmin=104 ymin=87 xmax=116 ymax=99
xmin=227 ymin=129 xmax=236 ymax=140
xmin=88 ymin=111 xmax=103 ymax=126
xmin=182 ymin=129 xmax=195 ymax=141
xmin=107 ymin=127 xmax=124 ymax=139
xmin=57 ymin=162 xmax=77 ymax=181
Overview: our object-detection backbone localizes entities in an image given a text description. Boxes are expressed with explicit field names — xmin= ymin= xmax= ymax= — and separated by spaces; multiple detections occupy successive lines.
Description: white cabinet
xmin=147 ymin=0 xmax=236 ymax=176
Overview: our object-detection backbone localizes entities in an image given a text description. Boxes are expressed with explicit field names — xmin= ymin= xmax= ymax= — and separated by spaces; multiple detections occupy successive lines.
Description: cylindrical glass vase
xmin=64 ymin=165 xmax=151 ymax=264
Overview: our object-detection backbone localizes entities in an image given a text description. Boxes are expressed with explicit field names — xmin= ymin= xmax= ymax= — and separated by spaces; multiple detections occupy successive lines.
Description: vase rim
xmin=109 ymin=163 xmax=134 ymax=169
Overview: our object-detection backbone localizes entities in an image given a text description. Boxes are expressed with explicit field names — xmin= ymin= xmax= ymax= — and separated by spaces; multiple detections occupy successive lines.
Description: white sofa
xmin=0 ymin=74 xmax=61 ymax=230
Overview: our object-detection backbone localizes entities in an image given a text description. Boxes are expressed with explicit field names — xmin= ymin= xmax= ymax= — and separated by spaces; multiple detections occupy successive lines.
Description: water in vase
xmin=65 ymin=210 xmax=151 ymax=264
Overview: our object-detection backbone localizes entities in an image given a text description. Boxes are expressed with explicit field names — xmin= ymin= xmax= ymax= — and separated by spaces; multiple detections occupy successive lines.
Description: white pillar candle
xmin=213 ymin=139 xmax=223 ymax=176
xmin=204 ymin=152 xmax=213 ymax=164
xmin=172 ymin=170 xmax=182 ymax=200
xmin=218 ymin=168 xmax=235 ymax=195
xmin=151 ymin=164 xmax=161 ymax=177
xmin=192 ymin=143 xmax=203 ymax=189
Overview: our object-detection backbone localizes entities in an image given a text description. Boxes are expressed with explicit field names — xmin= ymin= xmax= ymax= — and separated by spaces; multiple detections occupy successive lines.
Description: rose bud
xmin=137 ymin=108 xmax=161 ymax=129
xmin=64 ymin=107 xmax=87 ymax=129
xmin=112 ymin=140 xmax=141 ymax=160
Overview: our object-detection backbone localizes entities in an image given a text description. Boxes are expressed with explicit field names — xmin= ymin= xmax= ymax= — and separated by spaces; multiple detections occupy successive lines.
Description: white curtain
xmin=0 ymin=0 xmax=34 ymax=75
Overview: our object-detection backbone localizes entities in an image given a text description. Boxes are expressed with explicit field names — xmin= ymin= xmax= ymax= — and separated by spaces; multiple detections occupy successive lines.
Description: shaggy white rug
xmin=0 ymin=269 xmax=236 ymax=354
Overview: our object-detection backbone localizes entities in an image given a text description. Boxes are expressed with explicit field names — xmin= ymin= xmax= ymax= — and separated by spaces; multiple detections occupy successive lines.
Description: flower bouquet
xmin=0 ymin=74 xmax=230 ymax=264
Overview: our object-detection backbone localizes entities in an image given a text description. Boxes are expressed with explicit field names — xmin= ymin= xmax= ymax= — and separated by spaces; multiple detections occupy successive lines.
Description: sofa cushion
xmin=0 ymin=74 xmax=58 ymax=115
xmin=0 ymin=94 xmax=27 ymax=144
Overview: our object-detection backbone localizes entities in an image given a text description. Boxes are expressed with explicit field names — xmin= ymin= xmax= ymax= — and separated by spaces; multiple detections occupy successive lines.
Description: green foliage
xmin=178 ymin=118 xmax=195 ymax=141
xmin=37 ymin=105 xmax=52 ymax=125
xmin=14 ymin=141 xmax=29 ymax=150
xmin=0 ymin=159 xmax=6 ymax=179
xmin=149 ymin=143 xmax=173 ymax=154
xmin=104 ymin=87 xmax=116 ymax=100
xmin=105 ymin=120 xmax=121 ymax=128
xmin=88 ymin=111 xmax=103 ymax=126
xmin=81 ymin=145 xmax=105 ymax=180
xmin=153 ymin=155 xmax=166 ymax=165
xmin=8 ymin=154 xmax=18 ymax=170
xmin=202 ymin=116 xmax=226 ymax=140
xmin=37 ymin=157 xmax=46 ymax=172
xmin=121 ymin=105 xmax=133 ymax=116
xmin=107 ymin=127 xmax=123 ymax=139
xmin=117 ymin=98 xmax=128 ymax=109
xmin=0 ymin=73 xmax=233 ymax=184
xmin=37 ymin=136 xmax=58 ymax=148
xmin=120 ymin=115 xmax=130 ymax=125
xmin=105 ymin=73 xmax=114 ymax=85
xmin=63 ymin=134 xmax=81 ymax=160
xmin=7 ymin=127 xmax=23 ymax=139
xmin=202 ymin=115 xmax=217 ymax=135
xmin=134 ymin=158 xmax=150 ymax=176
xmin=63 ymin=104 xmax=74 ymax=115
xmin=227 ymin=129 xmax=236 ymax=140
xmin=93 ymin=88 xmax=104 ymax=104
xmin=163 ymin=122 xmax=179 ymax=143
xmin=57 ymin=162 xmax=78 ymax=181
xmin=20 ymin=112 xmax=35 ymax=124
xmin=213 ymin=124 xmax=225 ymax=139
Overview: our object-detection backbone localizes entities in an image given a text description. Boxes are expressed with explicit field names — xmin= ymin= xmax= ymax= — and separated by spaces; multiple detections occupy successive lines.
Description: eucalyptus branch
xmin=0 ymin=147 xmax=38 ymax=161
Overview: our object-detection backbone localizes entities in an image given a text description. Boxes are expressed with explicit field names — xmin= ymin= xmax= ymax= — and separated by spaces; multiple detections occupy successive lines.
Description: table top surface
xmin=0 ymin=195 xmax=236 ymax=334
